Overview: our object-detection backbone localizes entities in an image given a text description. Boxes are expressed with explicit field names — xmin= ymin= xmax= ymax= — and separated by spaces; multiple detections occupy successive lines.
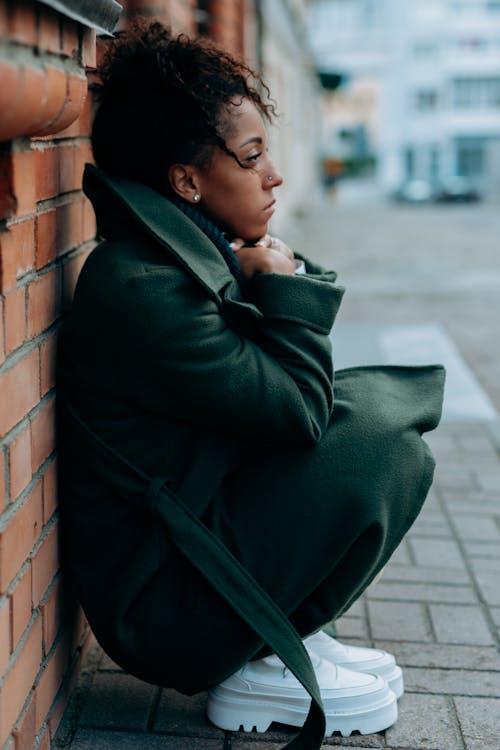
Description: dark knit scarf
xmin=170 ymin=196 xmax=246 ymax=290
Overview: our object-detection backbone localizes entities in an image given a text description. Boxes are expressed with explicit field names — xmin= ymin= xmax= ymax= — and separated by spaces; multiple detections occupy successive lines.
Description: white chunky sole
xmin=206 ymin=654 xmax=398 ymax=738
xmin=207 ymin=689 xmax=397 ymax=736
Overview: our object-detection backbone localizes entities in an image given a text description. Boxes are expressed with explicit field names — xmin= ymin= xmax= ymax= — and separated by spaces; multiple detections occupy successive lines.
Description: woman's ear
xmin=168 ymin=164 xmax=202 ymax=204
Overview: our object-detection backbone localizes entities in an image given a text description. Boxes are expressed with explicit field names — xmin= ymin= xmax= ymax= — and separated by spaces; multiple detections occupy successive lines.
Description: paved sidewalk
xmin=53 ymin=419 xmax=500 ymax=750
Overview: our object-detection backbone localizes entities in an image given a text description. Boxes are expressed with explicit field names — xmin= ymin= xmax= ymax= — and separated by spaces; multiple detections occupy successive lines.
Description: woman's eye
xmin=246 ymin=152 xmax=261 ymax=163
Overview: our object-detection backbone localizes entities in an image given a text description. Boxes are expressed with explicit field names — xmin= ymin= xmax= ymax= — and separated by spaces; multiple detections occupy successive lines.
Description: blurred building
xmin=308 ymin=0 xmax=500 ymax=198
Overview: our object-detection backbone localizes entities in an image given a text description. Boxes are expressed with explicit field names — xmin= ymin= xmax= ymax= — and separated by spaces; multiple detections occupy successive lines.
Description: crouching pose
xmin=57 ymin=22 xmax=445 ymax=749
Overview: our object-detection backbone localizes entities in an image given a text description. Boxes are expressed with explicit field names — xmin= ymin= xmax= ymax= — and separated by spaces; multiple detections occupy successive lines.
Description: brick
xmin=10 ymin=568 xmax=32 ymax=650
xmin=79 ymin=672 xmax=157 ymax=731
xmin=0 ymin=349 xmax=40 ymax=435
xmin=429 ymin=603 xmax=494 ymax=646
xmin=39 ymin=74 xmax=87 ymax=137
xmin=0 ymin=298 xmax=4 ymax=366
xmin=82 ymin=28 xmax=97 ymax=68
xmin=35 ymin=65 xmax=67 ymax=135
xmin=9 ymin=65 xmax=47 ymax=138
xmin=0 ymin=219 xmax=35 ymax=293
xmin=0 ymin=600 xmax=10 ymax=676
xmin=34 ymin=147 xmax=59 ymax=202
xmin=7 ymin=425 xmax=32 ymax=501
xmin=27 ymin=267 xmax=61 ymax=338
xmin=56 ymin=200 xmax=84 ymax=256
xmin=0 ymin=452 xmax=6 ymax=508
xmin=11 ymin=150 xmax=36 ymax=217
xmin=40 ymin=331 xmax=57 ymax=397
xmin=367 ymin=600 xmax=433 ymax=642
xmin=52 ymin=92 xmax=92 ymax=140
xmin=37 ymin=5 xmax=61 ymax=54
xmin=31 ymin=521 xmax=59 ymax=606
xmin=41 ymin=579 xmax=60 ymax=654
xmin=0 ymin=481 xmax=43 ymax=593
xmin=30 ymin=397 xmax=55 ymax=472
xmin=59 ymin=144 xmax=79 ymax=194
xmin=454 ymin=696 xmax=500 ymax=750
xmin=8 ymin=1 xmax=37 ymax=46
xmin=4 ymin=287 xmax=26 ymax=355
xmin=35 ymin=631 xmax=71 ymax=731
xmin=35 ymin=208 xmax=57 ymax=268
xmin=0 ymin=62 xmax=24 ymax=141
xmin=42 ymin=459 xmax=57 ymax=523
xmin=0 ymin=616 xmax=42 ymax=749
xmin=12 ymin=691 xmax=36 ymax=750
xmin=386 ymin=693 xmax=461 ymax=750
xmin=0 ymin=151 xmax=17 ymax=220
xmin=61 ymin=20 xmax=79 ymax=58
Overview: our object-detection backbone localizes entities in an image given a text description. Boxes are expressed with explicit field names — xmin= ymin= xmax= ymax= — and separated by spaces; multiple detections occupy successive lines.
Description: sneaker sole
xmin=207 ymin=689 xmax=398 ymax=737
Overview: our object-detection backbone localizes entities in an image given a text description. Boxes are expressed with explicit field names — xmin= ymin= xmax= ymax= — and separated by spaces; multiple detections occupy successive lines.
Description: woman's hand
xmin=230 ymin=235 xmax=295 ymax=280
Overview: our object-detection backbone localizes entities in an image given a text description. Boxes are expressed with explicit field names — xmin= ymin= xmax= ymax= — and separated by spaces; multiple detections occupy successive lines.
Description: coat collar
xmin=83 ymin=164 xmax=248 ymax=305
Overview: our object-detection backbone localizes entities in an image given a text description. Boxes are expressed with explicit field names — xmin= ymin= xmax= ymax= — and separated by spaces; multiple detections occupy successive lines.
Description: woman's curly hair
xmin=91 ymin=21 xmax=276 ymax=194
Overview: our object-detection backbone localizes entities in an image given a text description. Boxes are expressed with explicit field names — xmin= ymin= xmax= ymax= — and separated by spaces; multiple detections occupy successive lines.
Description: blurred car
xmin=434 ymin=176 xmax=481 ymax=203
xmin=392 ymin=179 xmax=436 ymax=203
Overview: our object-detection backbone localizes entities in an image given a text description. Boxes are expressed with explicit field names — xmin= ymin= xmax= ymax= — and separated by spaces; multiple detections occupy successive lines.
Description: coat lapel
xmin=83 ymin=164 xmax=262 ymax=319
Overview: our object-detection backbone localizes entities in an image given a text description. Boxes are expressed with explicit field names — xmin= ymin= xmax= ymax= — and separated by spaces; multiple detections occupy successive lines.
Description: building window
xmin=453 ymin=78 xmax=500 ymax=108
xmin=415 ymin=90 xmax=439 ymax=112
xmin=456 ymin=138 xmax=486 ymax=176
xmin=486 ymin=1 xmax=500 ymax=11
xmin=404 ymin=147 xmax=415 ymax=178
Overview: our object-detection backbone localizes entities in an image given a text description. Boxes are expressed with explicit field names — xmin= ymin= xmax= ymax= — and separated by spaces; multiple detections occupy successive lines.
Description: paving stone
xmin=490 ymin=607 xmax=500 ymax=626
xmin=455 ymin=433 xmax=499 ymax=459
xmin=451 ymin=514 xmax=500 ymax=542
xmin=367 ymin=601 xmax=433 ymax=642
xmin=407 ymin=537 xmax=465 ymax=569
xmin=468 ymin=556 xmax=500 ymax=573
xmin=433 ymin=467 xmax=478 ymax=492
xmin=428 ymin=604 xmax=495 ymax=645
xmin=375 ymin=641 xmax=500 ymax=671
xmin=463 ymin=540 xmax=500 ymax=559
xmin=78 ymin=672 xmax=157 ymax=731
xmin=381 ymin=564 xmax=470 ymax=585
xmin=474 ymin=468 xmax=500 ymax=493
xmin=404 ymin=667 xmax=500 ymax=696
xmin=387 ymin=538 xmax=412 ymax=565
xmin=69 ymin=729 xmax=224 ymax=749
xmin=154 ymin=689 xmax=224 ymax=739
xmin=454 ymin=696 xmax=500 ymax=750
xmin=385 ymin=693 xmax=461 ymax=749
xmin=344 ymin=600 xmax=365 ymax=617
xmin=474 ymin=571 xmax=500 ymax=605
xmin=335 ymin=615 xmax=369 ymax=640
xmin=366 ymin=581 xmax=476 ymax=605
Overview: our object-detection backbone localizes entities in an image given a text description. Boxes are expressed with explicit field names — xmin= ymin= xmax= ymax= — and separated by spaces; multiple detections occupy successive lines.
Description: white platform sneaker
xmin=304 ymin=630 xmax=404 ymax=699
xmin=206 ymin=650 xmax=397 ymax=737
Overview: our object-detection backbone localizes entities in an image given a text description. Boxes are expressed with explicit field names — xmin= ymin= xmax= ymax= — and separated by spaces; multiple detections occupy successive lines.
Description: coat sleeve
xmin=109 ymin=261 xmax=344 ymax=445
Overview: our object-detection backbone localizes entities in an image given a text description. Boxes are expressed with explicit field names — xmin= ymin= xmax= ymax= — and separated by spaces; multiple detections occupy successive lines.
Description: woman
xmin=57 ymin=22 xmax=445 ymax=749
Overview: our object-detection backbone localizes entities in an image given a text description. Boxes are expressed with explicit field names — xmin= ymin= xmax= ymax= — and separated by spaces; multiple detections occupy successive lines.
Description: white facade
xmin=308 ymin=0 xmax=500 ymax=197
xmin=259 ymin=0 xmax=323 ymax=233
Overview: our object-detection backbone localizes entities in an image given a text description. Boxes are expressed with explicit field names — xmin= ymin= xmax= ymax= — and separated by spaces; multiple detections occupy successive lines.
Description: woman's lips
xmin=263 ymin=200 xmax=276 ymax=214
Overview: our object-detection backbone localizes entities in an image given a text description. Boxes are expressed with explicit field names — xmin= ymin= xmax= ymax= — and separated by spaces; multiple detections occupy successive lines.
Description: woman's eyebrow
xmin=238 ymin=136 xmax=263 ymax=148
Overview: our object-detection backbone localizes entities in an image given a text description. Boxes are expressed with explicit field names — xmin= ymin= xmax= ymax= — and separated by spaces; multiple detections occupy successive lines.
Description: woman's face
xmin=196 ymin=98 xmax=283 ymax=242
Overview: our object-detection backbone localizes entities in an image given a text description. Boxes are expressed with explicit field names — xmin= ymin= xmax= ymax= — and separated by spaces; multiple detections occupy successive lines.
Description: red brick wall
xmin=0 ymin=2 xmax=251 ymax=748
xmin=0 ymin=2 xmax=96 ymax=749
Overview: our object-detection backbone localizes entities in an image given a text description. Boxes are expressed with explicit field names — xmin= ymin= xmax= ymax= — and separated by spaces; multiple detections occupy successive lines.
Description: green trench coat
xmin=57 ymin=165 xmax=445 ymax=739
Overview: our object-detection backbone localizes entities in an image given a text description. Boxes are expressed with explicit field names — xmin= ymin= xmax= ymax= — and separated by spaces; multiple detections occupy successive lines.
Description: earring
xmin=193 ymin=193 xmax=201 ymax=202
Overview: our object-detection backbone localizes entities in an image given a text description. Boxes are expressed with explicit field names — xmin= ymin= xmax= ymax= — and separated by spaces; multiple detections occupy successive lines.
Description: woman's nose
xmin=263 ymin=161 xmax=283 ymax=188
